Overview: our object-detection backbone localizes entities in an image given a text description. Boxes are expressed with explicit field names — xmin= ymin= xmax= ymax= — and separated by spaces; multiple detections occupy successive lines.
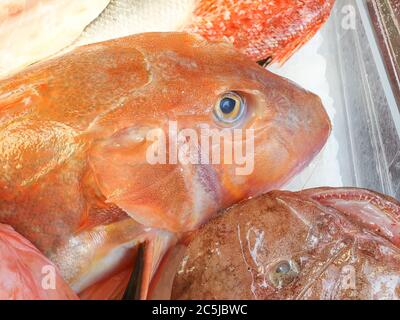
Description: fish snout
xmin=240 ymin=76 xmax=331 ymax=192
xmin=276 ymin=88 xmax=331 ymax=166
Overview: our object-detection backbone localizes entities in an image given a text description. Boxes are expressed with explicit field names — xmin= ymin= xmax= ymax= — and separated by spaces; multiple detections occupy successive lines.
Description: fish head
xmin=170 ymin=188 xmax=400 ymax=300
xmin=89 ymin=32 xmax=330 ymax=232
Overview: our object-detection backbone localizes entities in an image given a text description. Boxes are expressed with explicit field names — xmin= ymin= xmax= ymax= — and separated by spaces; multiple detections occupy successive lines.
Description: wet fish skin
xmin=0 ymin=0 xmax=335 ymax=78
xmin=0 ymin=0 xmax=110 ymax=78
xmin=0 ymin=32 xmax=330 ymax=295
xmin=0 ymin=223 xmax=78 ymax=300
xmin=171 ymin=187 xmax=400 ymax=300
xmin=77 ymin=0 xmax=196 ymax=45
xmin=80 ymin=0 xmax=336 ymax=63
xmin=185 ymin=0 xmax=336 ymax=62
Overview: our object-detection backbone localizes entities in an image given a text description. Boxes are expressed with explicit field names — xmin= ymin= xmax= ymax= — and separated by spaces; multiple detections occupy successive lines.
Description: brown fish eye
xmin=214 ymin=92 xmax=246 ymax=125
xmin=269 ymin=260 xmax=299 ymax=289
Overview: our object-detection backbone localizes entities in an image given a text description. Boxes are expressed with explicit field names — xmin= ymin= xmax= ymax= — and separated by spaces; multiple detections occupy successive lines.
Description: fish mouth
xmin=299 ymin=93 xmax=332 ymax=153
xmin=300 ymin=187 xmax=400 ymax=247
xmin=277 ymin=92 xmax=332 ymax=183
xmin=277 ymin=187 xmax=400 ymax=247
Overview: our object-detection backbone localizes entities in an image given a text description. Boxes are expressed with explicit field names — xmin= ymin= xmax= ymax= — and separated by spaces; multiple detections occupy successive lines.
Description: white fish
xmin=0 ymin=0 xmax=110 ymax=78
xmin=77 ymin=0 xmax=196 ymax=46
xmin=0 ymin=0 xmax=198 ymax=78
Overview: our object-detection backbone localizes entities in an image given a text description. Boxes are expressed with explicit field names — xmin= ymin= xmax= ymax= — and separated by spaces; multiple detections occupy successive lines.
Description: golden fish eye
xmin=269 ymin=260 xmax=300 ymax=289
xmin=214 ymin=91 xmax=246 ymax=125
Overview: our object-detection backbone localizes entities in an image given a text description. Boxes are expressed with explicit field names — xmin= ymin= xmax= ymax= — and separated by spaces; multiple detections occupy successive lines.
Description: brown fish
xmin=169 ymin=187 xmax=400 ymax=300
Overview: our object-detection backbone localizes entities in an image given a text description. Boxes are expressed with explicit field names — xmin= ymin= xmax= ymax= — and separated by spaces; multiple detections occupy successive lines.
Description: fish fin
xmin=138 ymin=232 xmax=178 ymax=299
xmin=301 ymin=187 xmax=400 ymax=246
xmin=147 ymin=244 xmax=187 ymax=300
xmin=78 ymin=267 xmax=131 ymax=300
xmin=78 ymin=244 xmax=146 ymax=300
xmin=78 ymin=230 xmax=177 ymax=300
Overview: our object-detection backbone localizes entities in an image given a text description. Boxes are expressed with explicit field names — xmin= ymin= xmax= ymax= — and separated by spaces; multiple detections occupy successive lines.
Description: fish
xmin=0 ymin=0 xmax=335 ymax=78
xmin=0 ymin=0 xmax=110 ymax=78
xmin=182 ymin=0 xmax=336 ymax=63
xmin=169 ymin=187 xmax=400 ymax=300
xmin=0 ymin=223 xmax=78 ymax=299
xmin=0 ymin=32 xmax=330 ymax=299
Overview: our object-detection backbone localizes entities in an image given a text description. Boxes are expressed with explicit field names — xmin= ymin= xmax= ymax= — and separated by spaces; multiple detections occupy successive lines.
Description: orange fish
xmin=170 ymin=188 xmax=400 ymax=300
xmin=0 ymin=0 xmax=335 ymax=77
xmin=0 ymin=223 xmax=78 ymax=299
xmin=0 ymin=32 xmax=330 ymax=299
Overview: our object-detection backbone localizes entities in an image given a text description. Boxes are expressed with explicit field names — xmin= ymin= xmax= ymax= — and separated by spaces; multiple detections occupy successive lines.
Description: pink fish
xmin=0 ymin=223 xmax=78 ymax=299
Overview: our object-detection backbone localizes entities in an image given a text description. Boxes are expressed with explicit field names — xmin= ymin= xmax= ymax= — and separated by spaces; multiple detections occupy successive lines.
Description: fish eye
xmin=214 ymin=91 xmax=246 ymax=125
xmin=269 ymin=260 xmax=299 ymax=289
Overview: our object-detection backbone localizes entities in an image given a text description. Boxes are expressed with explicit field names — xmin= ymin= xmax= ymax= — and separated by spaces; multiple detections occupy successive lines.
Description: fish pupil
xmin=276 ymin=261 xmax=290 ymax=274
xmin=220 ymin=97 xmax=236 ymax=114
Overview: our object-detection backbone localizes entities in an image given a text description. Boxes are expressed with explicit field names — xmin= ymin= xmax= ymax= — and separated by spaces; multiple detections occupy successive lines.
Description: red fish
xmin=0 ymin=32 xmax=330 ymax=299
xmin=185 ymin=0 xmax=336 ymax=62
xmin=0 ymin=223 xmax=78 ymax=299
xmin=170 ymin=188 xmax=400 ymax=300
